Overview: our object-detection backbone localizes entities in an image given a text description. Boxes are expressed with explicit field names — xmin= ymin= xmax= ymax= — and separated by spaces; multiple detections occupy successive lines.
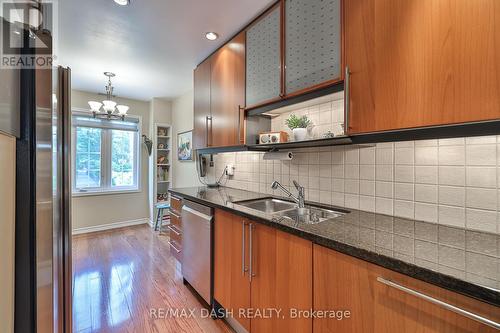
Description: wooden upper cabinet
xmin=345 ymin=0 xmax=500 ymax=134
xmin=284 ymin=0 xmax=343 ymax=96
xmin=313 ymin=245 xmax=499 ymax=333
xmin=246 ymin=3 xmax=282 ymax=108
xmin=193 ymin=58 xmax=211 ymax=149
xmin=210 ymin=32 xmax=246 ymax=147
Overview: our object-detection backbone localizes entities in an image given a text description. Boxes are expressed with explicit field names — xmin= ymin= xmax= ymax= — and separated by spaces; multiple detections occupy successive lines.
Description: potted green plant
xmin=285 ymin=114 xmax=312 ymax=141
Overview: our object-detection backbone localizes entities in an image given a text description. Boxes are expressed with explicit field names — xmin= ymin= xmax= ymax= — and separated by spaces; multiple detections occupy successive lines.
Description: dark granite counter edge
xmin=169 ymin=189 xmax=499 ymax=307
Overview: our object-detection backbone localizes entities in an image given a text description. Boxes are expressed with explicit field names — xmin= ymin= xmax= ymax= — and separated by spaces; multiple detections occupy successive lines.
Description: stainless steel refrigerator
xmin=13 ymin=46 xmax=73 ymax=333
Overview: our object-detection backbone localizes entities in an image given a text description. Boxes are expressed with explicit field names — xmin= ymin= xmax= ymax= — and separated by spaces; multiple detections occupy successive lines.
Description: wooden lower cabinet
xmin=214 ymin=209 xmax=313 ymax=333
xmin=250 ymin=223 xmax=313 ymax=333
xmin=169 ymin=197 xmax=183 ymax=263
xmin=313 ymin=245 xmax=499 ymax=333
xmin=214 ymin=209 xmax=251 ymax=331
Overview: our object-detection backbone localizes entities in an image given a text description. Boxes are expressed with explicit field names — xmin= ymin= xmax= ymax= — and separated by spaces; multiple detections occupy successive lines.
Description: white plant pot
xmin=293 ymin=128 xmax=308 ymax=141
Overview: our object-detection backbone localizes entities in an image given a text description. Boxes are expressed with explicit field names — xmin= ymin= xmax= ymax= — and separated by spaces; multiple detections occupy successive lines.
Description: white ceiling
xmin=57 ymin=0 xmax=273 ymax=101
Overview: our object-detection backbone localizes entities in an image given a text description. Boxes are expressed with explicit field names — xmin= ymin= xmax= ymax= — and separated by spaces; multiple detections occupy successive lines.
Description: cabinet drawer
xmin=170 ymin=210 xmax=182 ymax=229
xmin=168 ymin=224 xmax=182 ymax=245
xmin=169 ymin=239 xmax=182 ymax=262
xmin=171 ymin=196 xmax=182 ymax=214
xmin=313 ymin=245 xmax=499 ymax=333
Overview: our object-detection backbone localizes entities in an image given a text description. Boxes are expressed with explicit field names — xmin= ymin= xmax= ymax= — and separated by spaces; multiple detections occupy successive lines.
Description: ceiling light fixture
xmin=205 ymin=32 xmax=219 ymax=41
xmin=114 ymin=0 xmax=130 ymax=6
xmin=88 ymin=72 xmax=129 ymax=121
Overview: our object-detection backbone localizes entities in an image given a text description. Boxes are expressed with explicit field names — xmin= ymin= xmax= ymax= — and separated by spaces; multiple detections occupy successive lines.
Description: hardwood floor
xmin=72 ymin=224 xmax=233 ymax=333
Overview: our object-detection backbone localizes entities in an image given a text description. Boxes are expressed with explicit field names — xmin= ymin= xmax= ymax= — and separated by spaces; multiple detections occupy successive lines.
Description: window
xmin=72 ymin=112 xmax=141 ymax=194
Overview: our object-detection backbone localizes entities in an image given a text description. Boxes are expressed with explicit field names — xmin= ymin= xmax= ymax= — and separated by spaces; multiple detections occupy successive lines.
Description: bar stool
xmin=154 ymin=202 xmax=171 ymax=231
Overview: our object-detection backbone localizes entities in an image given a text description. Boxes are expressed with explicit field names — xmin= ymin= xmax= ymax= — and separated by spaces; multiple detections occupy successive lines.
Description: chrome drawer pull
xmin=168 ymin=241 xmax=181 ymax=253
xmin=248 ymin=223 xmax=253 ymax=282
xmin=242 ymin=221 xmax=248 ymax=275
xmin=377 ymin=277 xmax=500 ymax=330
xmin=167 ymin=225 xmax=181 ymax=236
xmin=169 ymin=211 xmax=181 ymax=219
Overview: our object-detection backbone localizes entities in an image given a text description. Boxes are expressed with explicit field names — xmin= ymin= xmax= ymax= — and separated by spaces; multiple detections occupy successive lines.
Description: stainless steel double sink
xmin=234 ymin=197 xmax=347 ymax=224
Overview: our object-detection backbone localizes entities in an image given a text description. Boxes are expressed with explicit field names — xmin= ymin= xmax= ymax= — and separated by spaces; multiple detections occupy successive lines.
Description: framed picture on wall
xmin=177 ymin=130 xmax=193 ymax=161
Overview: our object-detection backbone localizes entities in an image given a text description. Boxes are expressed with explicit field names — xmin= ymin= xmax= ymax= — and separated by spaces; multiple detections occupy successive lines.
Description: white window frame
xmin=71 ymin=108 xmax=142 ymax=196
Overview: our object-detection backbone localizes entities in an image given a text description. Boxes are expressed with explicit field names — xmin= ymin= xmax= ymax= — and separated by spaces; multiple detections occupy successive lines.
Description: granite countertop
xmin=169 ymin=186 xmax=500 ymax=306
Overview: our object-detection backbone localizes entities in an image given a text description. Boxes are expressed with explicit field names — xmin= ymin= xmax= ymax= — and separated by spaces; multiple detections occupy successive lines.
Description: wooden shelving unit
xmin=154 ymin=123 xmax=172 ymax=205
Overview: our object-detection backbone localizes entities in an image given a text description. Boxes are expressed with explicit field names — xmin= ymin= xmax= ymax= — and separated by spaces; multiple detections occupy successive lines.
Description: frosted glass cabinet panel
xmin=246 ymin=5 xmax=281 ymax=107
xmin=285 ymin=0 xmax=342 ymax=95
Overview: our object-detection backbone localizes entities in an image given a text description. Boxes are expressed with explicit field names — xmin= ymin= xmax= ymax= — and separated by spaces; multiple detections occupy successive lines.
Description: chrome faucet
xmin=271 ymin=180 xmax=305 ymax=209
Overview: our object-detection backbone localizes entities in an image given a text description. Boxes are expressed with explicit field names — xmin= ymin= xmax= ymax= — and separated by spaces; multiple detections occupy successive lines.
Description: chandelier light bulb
xmin=116 ymin=105 xmax=129 ymax=115
xmin=102 ymin=100 xmax=117 ymax=113
xmin=88 ymin=101 xmax=102 ymax=112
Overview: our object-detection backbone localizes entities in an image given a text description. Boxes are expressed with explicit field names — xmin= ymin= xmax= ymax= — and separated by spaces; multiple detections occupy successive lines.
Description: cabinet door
xmin=210 ymin=32 xmax=246 ymax=147
xmin=246 ymin=3 xmax=282 ymax=108
xmin=285 ymin=0 xmax=342 ymax=96
xmin=193 ymin=59 xmax=211 ymax=149
xmin=345 ymin=0 xmax=500 ymax=134
xmin=313 ymin=245 xmax=499 ymax=333
xmin=250 ymin=223 xmax=313 ymax=333
xmin=214 ymin=209 xmax=251 ymax=332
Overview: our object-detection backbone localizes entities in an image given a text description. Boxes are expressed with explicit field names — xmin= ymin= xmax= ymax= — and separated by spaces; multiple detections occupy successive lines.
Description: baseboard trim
xmin=72 ymin=218 xmax=150 ymax=235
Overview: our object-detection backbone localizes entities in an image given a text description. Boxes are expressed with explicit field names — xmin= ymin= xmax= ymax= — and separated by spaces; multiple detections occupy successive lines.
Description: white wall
xmin=71 ymin=90 xmax=152 ymax=232
xmin=148 ymin=97 xmax=172 ymax=218
xmin=171 ymin=90 xmax=202 ymax=188
xmin=0 ymin=132 xmax=15 ymax=333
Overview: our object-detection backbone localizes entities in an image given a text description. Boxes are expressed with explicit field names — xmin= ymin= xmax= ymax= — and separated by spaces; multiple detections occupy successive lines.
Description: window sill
xmin=72 ymin=188 xmax=141 ymax=198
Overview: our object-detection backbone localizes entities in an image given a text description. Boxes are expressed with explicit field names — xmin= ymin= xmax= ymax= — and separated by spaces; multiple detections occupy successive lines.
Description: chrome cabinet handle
xmin=377 ymin=277 xmax=500 ymax=330
xmin=248 ymin=223 xmax=254 ymax=282
xmin=238 ymin=105 xmax=245 ymax=144
xmin=208 ymin=116 xmax=213 ymax=146
xmin=205 ymin=116 xmax=212 ymax=147
xmin=205 ymin=116 xmax=209 ymax=146
xmin=344 ymin=66 xmax=350 ymax=134
xmin=242 ymin=221 xmax=248 ymax=275
xmin=168 ymin=241 xmax=181 ymax=253
xmin=167 ymin=225 xmax=181 ymax=236
xmin=169 ymin=211 xmax=180 ymax=219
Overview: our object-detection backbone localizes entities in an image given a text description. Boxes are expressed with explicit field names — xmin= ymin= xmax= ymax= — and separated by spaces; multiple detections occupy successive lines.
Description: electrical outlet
xmin=226 ymin=164 xmax=235 ymax=176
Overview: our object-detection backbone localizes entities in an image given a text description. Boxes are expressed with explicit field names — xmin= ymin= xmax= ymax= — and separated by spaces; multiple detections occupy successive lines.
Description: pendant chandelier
xmin=88 ymin=72 xmax=129 ymax=120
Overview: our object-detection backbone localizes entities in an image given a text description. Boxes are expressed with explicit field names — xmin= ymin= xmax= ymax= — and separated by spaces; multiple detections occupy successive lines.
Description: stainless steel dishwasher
xmin=181 ymin=200 xmax=214 ymax=305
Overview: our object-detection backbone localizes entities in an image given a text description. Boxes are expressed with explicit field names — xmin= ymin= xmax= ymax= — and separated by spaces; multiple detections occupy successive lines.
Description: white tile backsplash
xmin=212 ymin=133 xmax=500 ymax=235
xmin=415 ymin=184 xmax=438 ymax=204
xmin=438 ymin=186 xmax=465 ymax=207
xmin=415 ymin=166 xmax=438 ymax=184
xmin=466 ymin=167 xmax=497 ymax=188
xmin=438 ymin=146 xmax=465 ymax=166
xmin=466 ymin=188 xmax=497 ymax=210
xmin=394 ymin=165 xmax=414 ymax=183
xmin=439 ymin=206 xmax=466 ymax=228
xmin=466 ymin=145 xmax=497 ymax=166
xmin=415 ymin=147 xmax=438 ymax=165
xmin=438 ymin=166 xmax=466 ymax=186
xmin=415 ymin=203 xmax=438 ymax=223
xmin=394 ymin=183 xmax=414 ymax=201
